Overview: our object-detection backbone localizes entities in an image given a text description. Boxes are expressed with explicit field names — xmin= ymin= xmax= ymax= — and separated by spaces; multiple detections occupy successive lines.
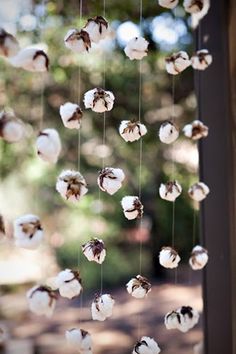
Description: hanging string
xmin=98 ymin=0 xmax=107 ymax=295
xmin=171 ymin=7 xmax=178 ymax=284
xmin=77 ymin=0 xmax=83 ymax=171
xmin=38 ymin=0 xmax=46 ymax=132
xmin=138 ymin=0 xmax=143 ymax=277
xmin=137 ymin=0 xmax=144 ymax=340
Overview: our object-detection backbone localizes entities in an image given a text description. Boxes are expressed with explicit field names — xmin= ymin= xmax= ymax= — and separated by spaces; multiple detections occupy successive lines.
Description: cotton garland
xmin=0 ymin=0 xmax=213 ymax=351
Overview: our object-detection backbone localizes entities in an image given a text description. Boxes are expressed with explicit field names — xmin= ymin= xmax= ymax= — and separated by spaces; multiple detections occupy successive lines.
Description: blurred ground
xmin=0 ymin=269 xmax=203 ymax=354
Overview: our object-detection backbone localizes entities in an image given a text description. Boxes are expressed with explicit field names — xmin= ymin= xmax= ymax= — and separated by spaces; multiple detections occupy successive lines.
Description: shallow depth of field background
xmin=0 ymin=1 xmax=203 ymax=353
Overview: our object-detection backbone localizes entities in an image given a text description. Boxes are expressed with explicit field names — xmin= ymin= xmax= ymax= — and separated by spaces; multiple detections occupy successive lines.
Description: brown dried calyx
xmin=85 ymin=16 xmax=108 ymax=34
xmin=127 ymin=198 xmax=143 ymax=218
xmin=132 ymin=275 xmax=151 ymax=292
xmin=64 ymin=270 xmax=82 ymax=284
xmin=122 ymin=121 xmax=142 ymax=136
xmin=165 ymin=181 xmax=181 ymax=195
xmin=93 ymin=88 xmax=110 ymax=108
xmin=62 ymin=174 xmax=87 ymax=199
xmin=20 ymin=220 xmax=42 ymax=239
xmin=68 ymin=107 xmax=83 ymax=122
xmin=66 ymin=30 xmax=91 ymax=52
xmin=83 ymin=238 xmax=105 ymax=257
xmin=30 ymin=285 xmax=58 ymax=306
xmin=0 ymin=28 xmax=19 ymax=57
xmin=33 ymin=50 xmax=49 ymax=70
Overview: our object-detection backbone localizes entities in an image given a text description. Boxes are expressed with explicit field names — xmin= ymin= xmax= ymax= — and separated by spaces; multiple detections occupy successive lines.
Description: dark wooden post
xmin=198 ymin=0 xmax=236 ymax=353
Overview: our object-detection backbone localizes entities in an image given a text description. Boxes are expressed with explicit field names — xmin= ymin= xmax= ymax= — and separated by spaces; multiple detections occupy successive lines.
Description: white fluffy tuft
xmin=36 ymin=128 xmax=61 ymax=163
xmin=124 ymin=37 xmax=149 ymax=61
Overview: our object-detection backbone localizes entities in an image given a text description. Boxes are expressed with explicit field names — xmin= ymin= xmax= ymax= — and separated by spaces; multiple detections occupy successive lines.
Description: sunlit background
xmin=0 ymin=1 xmax=202 ymax=353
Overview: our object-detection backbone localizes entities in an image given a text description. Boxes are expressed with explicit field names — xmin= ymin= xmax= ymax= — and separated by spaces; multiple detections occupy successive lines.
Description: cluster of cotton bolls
xmin=165 ymin=306 xmax=200 ymax=332
xmin=159 ymin=245 xmax=208 ymax=270
xmin=64 ymin=15 xmax=110 ymax=54
xmin=159 ymin=180 xmax=209 ymax=202
xmin=165 ymin=49 xmax=212 ymax=75
xmin=158 ymin=119 xmax=208 ymax=145
xmin=158 ymin=0 xmax=210 ymax=28
xmin=0 ymin=27 xmax=49 ymax=72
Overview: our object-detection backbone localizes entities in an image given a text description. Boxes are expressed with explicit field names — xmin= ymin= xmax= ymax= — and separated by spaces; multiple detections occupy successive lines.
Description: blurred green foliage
xmin=0 ymin=0 xmax=200 ymax=288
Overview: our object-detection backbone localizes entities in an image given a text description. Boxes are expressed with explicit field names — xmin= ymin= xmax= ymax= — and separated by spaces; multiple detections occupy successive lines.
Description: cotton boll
xmin=124 ymin=37 xmax=149 ymax=61
xmin=66 ymin=328 xmax=92 ymax=352
xmin=183 ymin=0 xmax=204 ymax=13
xmin=14 ymin=214 xmax=43 ymax=250
xmin=60 ymin=102 xmax=83 ymax=129
xmin=165 ymin=310 xmax=183 ymax=331
xmin=159 ymin=247 xmax=181 ymax=269
xmin=165 ymin=51 xmax=191 ymax=75
xmin=158 ymin=0 xmax=179 ymax=9
xmin=84 ymin=88 xmax=115 ymax=113
xmin=121 ymin=196 xmax=143 ymax=220
xmin=119 ymin=120 xmax=147 ymax=142
xmin=183 ymin=120 xmax=209 ymax=140
xmin=0 ymin=28 xmax=20 ymax=57
xmin=188 ymin=182 xmax=210 ymax=202
xmin=9 ymin=47 xmax=49 ymax=72
xmin=64 ymin=29 xmax=91 ymax=53
xmin=126 ymin=275 xmax=151 ymax=299
xmin=165 ymin=306 xmax=199 ymax=332
xmin=56 ymin=170 xmax=88 ymax=202
xmin=178 ymin=306 xmax=199 ymax=332
xmin=159 ymin=121 xmax=179 ymax=144
xmin=55 ymin=269 xmax=82 ymax=299
xmin=189 ymin=245 xmax=208 ymax=270
xmin=191 ymin=0 xmax=210 ymax=28
xmin=27 ymin=285 xmax=57 ymax=317
xmin=191 ymin=49 xmax=213 ymax=70
xmin=98 ymin=167 xmax=125 ymax=195
xmin=82 ymin=238 xmax=106 ymax=264
xmin=83 ymin=16 xmax=109 ymax=43
xmin=36 ymin=128 xmax=61 ymax=163
xmin=91 ymin=294 xmax=115 ymax=321
xmin=133 ymin=336 xmax=161 ymax=354
xmin=0 ymin=111 xmax=25 ymax=143
xmin=159 ymin=181 xmax=182 ymax=202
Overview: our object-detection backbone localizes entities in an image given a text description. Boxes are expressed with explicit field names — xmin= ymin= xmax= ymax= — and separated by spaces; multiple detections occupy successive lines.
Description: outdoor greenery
xmin=0 ymin=0 xmax=199 ymax=289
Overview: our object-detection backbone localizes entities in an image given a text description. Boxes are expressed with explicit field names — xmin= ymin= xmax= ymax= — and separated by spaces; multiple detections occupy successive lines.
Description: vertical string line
xmin=171 ymin=7 xmax=177 ymax=284
xmin=137 ymin=0 xmax=143 ymax=340
xmin=39 ymin=0 xmax=46 ymax=132
xmin=77 ymin=0 xmax=83 ymax=171
xmin=138 ymin=0 xmax=143 ymax=277
xmin=76 ymin=0 xmax=83 ymax=315
xmin=99 ymin=0 xmax=106 ymax=295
